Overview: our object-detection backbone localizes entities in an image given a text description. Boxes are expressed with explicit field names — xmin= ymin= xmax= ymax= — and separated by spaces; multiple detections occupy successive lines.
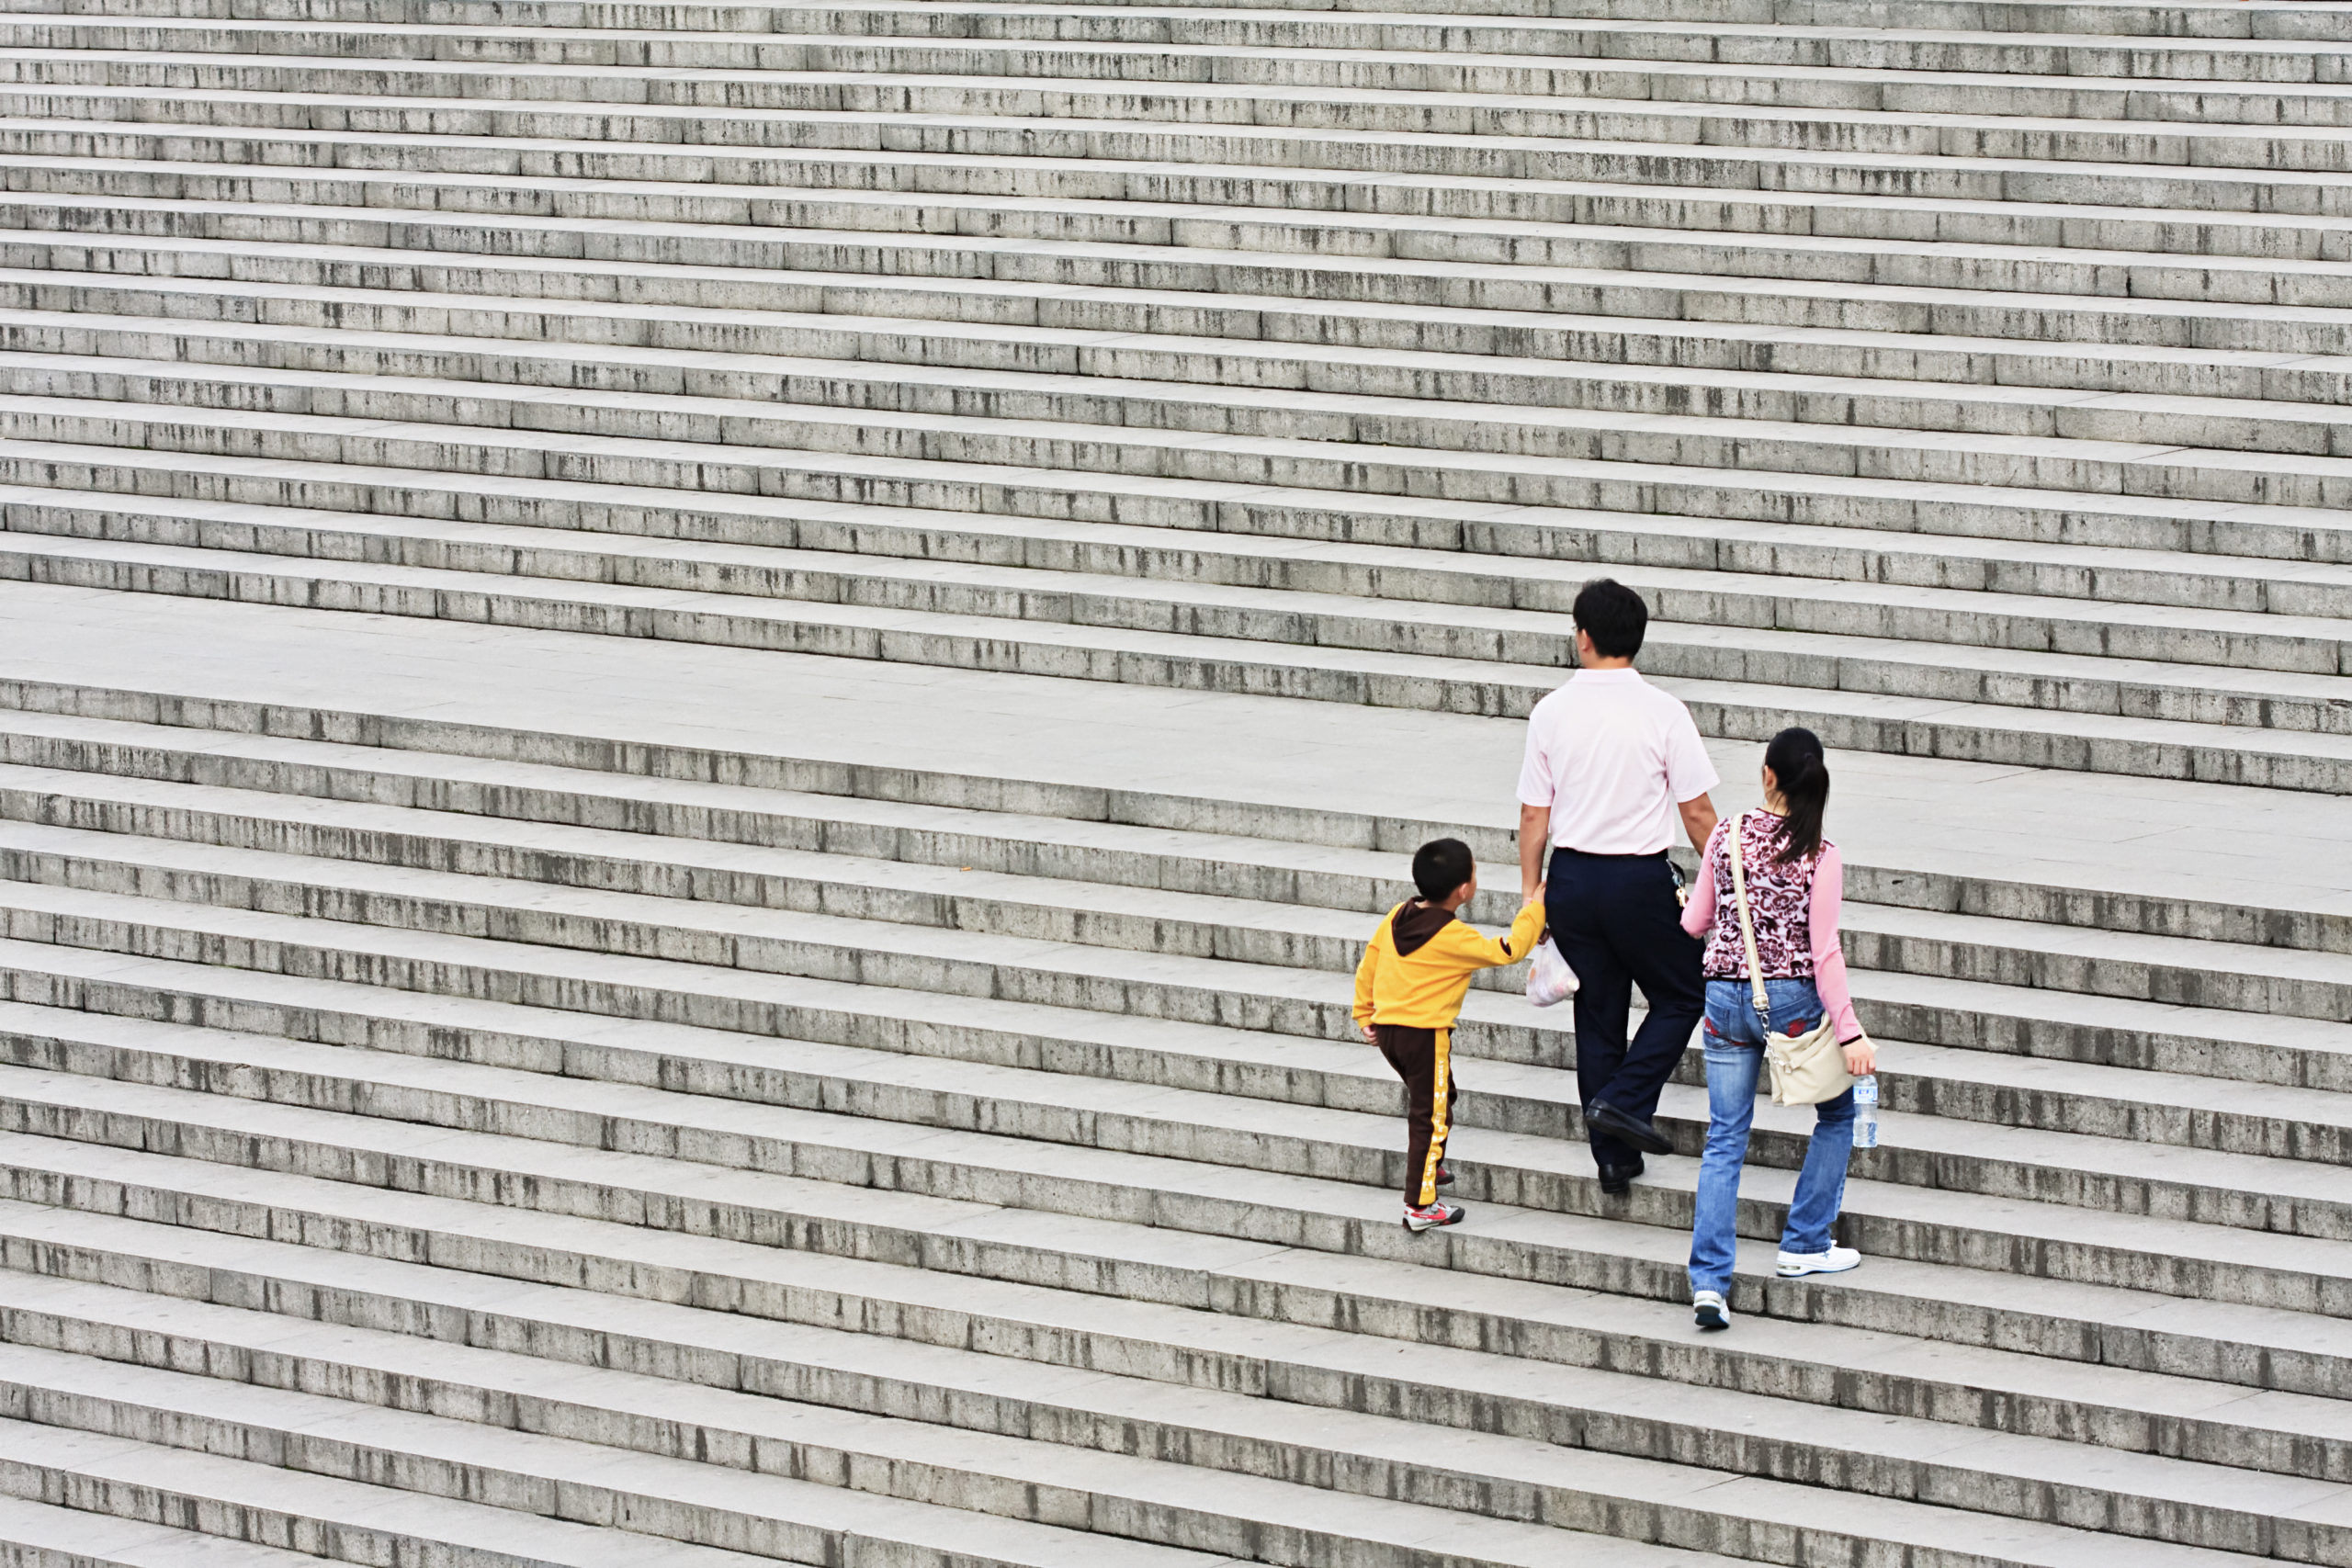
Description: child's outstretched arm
xmin=1433 ymin=892 xmax=1548 ymax=970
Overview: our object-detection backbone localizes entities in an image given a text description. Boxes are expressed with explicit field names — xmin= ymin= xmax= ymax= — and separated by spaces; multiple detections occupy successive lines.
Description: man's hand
xmin=1842 ymin=1037 xmax=1876 ymax=1077
xmin=1521 ymin=884 xmax=1546 ymax=908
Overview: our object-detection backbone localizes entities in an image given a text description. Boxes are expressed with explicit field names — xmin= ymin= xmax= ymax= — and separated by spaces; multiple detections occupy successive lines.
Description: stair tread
xmin=30 ymin=302 xmax=2352 ymax=447
xmin=19 ymin=104 xmax=2352 ymax=201
xmin=15 ymin=137 xmax=2352 ymax=231
xmin=0 ymin=695 xmax=2340 ymax=939
xmin=22 ymin=15 xmax=2352 ymax=88
xmin=0 ymin=1265 xmax=2325 ymax=1560
xmin=23 ymin=258 xmax=2352 ymax=396
xmin=38 ymin=0 xmax=2343 ymax=49
xmin=0 ymin=1361 xmax=1246 ymax=1568
xmin=3 ymin=790 xmax=2346 ymax=1007
xmin=1 ymin=951 xmax=2346 ymax=1291
xmin=15 ymin=1187 xmax=2352 ymax=1483
xmin=4 ymin=1036 xmax=2349 ymax=1358
xmin=18 ymin=50 xmax=2352 ymax=152
xmin=24 ymin=478 xmax=2352 ymax=630
xmin=0 ymin=1491 xmax=338 ymax=1566
xmin=19 ymin=351 xmax=2352 ymax=523
xmin=18 ymin=532 xmax=2352 ymax=772
xmin=26 ymin=491 xmax=2351 ymax=681
xmin=0 ymin=1416 xmax=827 ymax=1567
xmin=17 ymin=225 xmax=2350 ymax=338
xmin=4 ymin=956 xmax=2346 ymax=1235
xmin=6 ymin=866 xmax=2348 ymax=1141
xmin=10 ymin=1115 xmax=2352 ymax=1411
xmin=0 ymin=584 xmax=2341 ymax=944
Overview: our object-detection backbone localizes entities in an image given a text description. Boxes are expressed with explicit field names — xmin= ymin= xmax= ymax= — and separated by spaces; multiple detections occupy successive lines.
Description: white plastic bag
xmin=1525 ymin=935 xmax=1577 ymax=1008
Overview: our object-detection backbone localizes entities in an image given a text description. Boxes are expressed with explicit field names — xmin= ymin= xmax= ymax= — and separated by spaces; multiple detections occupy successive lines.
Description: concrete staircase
xmin=0 ymin=0 xmax=2337 ymax=1560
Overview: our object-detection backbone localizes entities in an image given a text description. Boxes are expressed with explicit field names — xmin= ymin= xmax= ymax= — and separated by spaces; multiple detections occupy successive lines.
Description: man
xmin=1517 ymin=580 xmax=1720 ymax=1196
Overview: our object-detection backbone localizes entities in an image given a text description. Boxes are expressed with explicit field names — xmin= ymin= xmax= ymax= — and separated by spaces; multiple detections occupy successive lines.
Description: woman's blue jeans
xmin=1688 ymin=977 xmax=1857 ymax=1296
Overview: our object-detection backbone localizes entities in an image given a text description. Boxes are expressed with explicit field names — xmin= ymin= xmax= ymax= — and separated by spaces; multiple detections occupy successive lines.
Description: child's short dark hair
xmin=1573 ymin=578 xmax=1648 ymax=660
xmin=1412 ymin=838 xmax=1475 ymax=902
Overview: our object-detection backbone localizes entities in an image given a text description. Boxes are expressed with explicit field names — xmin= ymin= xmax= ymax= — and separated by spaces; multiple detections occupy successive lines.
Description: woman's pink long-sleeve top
xmin=1679 ymin=816 xmax=1864 ymax=1043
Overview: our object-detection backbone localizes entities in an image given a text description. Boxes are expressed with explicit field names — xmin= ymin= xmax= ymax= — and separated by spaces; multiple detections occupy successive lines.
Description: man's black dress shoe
xmin=1597 ymin=1158 xmax=1645 ymax=1196
xmin=1586 ymin=1099 xmax=1674 ymax=1156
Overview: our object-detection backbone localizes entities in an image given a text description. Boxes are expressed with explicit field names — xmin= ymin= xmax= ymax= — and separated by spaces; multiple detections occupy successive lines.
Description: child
xmin=1353 ymin=837 xmax=1548 ymax=1232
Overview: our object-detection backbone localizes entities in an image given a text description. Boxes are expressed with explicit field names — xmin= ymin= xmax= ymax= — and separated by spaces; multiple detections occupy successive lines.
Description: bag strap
xmin=1724 ymin=813 xmax=1772 ymax=1026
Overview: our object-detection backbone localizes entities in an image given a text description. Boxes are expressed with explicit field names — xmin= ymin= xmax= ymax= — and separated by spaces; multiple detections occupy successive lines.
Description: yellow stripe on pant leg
xmin=1419 ymin=1028 xmax=1452 ymax=1208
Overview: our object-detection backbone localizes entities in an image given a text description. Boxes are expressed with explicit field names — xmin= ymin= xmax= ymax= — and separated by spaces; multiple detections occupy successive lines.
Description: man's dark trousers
xmin=1545 ymin=846 xmax=1706 ymax=1169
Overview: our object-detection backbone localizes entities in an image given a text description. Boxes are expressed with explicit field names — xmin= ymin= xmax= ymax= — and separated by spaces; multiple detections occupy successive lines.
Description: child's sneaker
xmin=1435 ymin=1163 xmax=1454 ymax=1188
xmin=1776 ymin=1245 xmax=1861 ymax=1278
xmin=1691 ymin=1291 xmax=1730 ymax=1332
xmin=1403 ymin=1201 xmax=1465 ymax=1233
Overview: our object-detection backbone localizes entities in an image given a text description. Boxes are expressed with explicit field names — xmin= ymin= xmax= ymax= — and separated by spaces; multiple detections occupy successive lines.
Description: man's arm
xmin=1519 ymin=803 xmax=1551 ymax=899
xmin=1678 ymin=792 xmax=1718 ymax=856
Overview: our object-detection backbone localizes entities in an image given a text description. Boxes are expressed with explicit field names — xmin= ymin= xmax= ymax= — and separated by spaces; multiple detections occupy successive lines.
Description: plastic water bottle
xmin=1852 ymin=1075 xmax=1880 ymax=1150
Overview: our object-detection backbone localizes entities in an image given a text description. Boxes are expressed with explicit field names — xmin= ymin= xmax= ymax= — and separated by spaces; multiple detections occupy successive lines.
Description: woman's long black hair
xmin=1764 ymin=727 xmax=1829 ymax=863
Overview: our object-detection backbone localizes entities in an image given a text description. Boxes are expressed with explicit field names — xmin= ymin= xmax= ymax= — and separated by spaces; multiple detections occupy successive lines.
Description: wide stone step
xmin=19 ymin=254 xmax=2352 ymax=446
xmin=0 ymin=615 xmax=2333 ymax=1074
xmin=24 ymin=339 xmax=2339 ymax=503
xmin=0 ymin=1489 xmax=352 ymax=1567
xmin=6 ymin=51 xmax=2352 ymax=183
xmin=0 ymin=1416 xmax=840 ymax=1568
xmin=0 ymin=694 xmax=2339 ymax=967
xmin=0 ymin=618 xmax=2340 ymax=975
xmin=14 ymin=148 xmax=2352 ymax=299
xmin=9 ymin=1097 xmax=2349 ymax=1431
xmin=32 ymin=304 xmax=2352 ymax=464
xmin=1 ymin=841 xmax=2341 ymax=1156
xmin=36 ymin=0 xmax=2352 ymax=44
xmin=102 ymin=1 xmax=2339 ymax=76
xmin=0 ymin=1343 xmax=1273 ymax=1568
xmin=3 ymin=931 xmax=2344 ymax=1247
xmin=17 ymin=190 xmax=2352 ymax=347
xmin=12 ymin=445 xmax=2352 ymax=638
xmin=13 ymin=528 xmax=2352 ymax=788
xmin=12 ymin=378 xmax=2346 ymax=567
xmin=0 ymin=1265 xmax=2313 ymax=1568
xmin=21 ymin=254 xmax=2352 ymax=420
xmin=3 ymin=1020 xmax=2347 ymax=1341
xmin=16 ymin=17 xmax=2352 ymax=123
xmin=17 ymin=226 xmax=2351 ymax=363
xmin=17 ymin=125 xmax=2352 ymax=281
xmin=0 ymin=1293 xmax=2271 ymax=1568
xmin=15 ymin=1175 xmax=2352 ymax=1509
xmin=14 ymin=333 xmax=2352 ymax=523
xmin=18 ymin=488 xmax=2351 ymax=699
xmin=9 ymin=795 xmax=2345 ymax=1030
xmin=6 ymin=904 xmax=2343 ymax=1189
xmin=982 ymin=0 xmax=2352 ymax=35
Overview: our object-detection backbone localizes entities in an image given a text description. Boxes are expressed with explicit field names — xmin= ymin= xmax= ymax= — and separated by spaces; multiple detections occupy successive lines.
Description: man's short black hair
xmin=1573 ymin=578 xmax=1648 ymax=660
xmin=1412 ymin=838 xmax=1475 ymax=902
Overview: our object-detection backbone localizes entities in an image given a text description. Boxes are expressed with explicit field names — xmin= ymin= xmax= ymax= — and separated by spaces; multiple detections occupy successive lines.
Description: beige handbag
xmin=1726 ymin=814 xmax=1854 ymax=1108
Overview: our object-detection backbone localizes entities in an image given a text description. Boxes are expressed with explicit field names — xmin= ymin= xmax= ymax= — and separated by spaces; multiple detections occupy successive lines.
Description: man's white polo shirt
xmin=1515 ymin=668 xmax=1718 ymax=856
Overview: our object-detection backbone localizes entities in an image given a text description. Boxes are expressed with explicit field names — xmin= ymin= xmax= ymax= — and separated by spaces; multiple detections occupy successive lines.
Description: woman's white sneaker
xmin=1775 ymin=1245 xmax=1861 ymax=1278
xmin=1691 ymin=1290 xmax=1731 ymax=1331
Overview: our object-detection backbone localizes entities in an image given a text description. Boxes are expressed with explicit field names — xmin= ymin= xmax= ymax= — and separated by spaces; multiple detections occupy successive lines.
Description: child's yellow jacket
xmin=1352 ymin=898 xmax=1548 ymax=1031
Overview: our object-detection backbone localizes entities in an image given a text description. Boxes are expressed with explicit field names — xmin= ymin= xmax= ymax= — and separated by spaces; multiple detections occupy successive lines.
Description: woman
xmin=1677 ymin=727 xmax=1875 ymax=1332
